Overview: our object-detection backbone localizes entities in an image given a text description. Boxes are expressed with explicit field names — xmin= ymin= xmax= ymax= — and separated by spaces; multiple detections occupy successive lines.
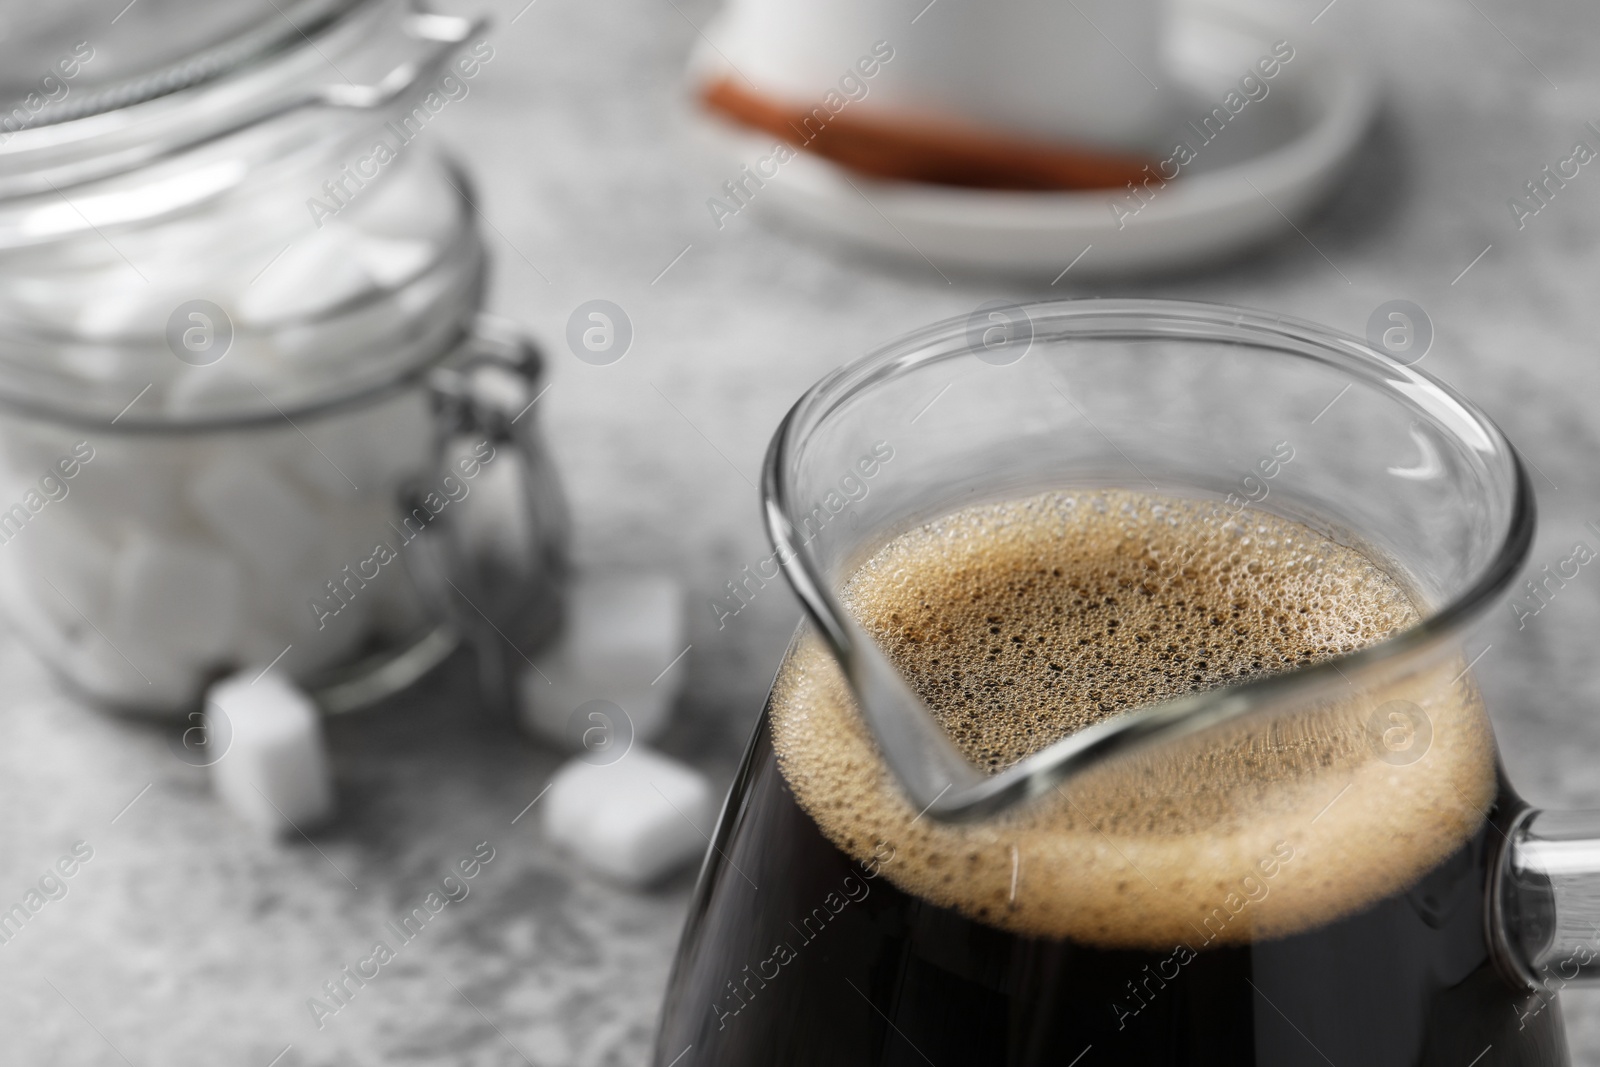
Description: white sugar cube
xmin=70 ymin=438 xmax=189 ymax=533
xmin=351 ymin=234 xmax=435 ymax=287
xmin=516 ymin=655 xmax=676 ymax=749
xmin=565 ymin=574 xmax=686 ymax=691
xmin=8 ymin=513 xmax=114 ymax=630
xmin=109 ymin=533 xmax=242 ymax=664
xmin=247 ymin=494 xmax=385 ymax=646
xmin=291 ymin=392 xmax=432 ymax=501
xmin=542 ymin=747 xmax=713 ymax=886
xmin=207 ymin=671 xmax=334 ymax=834
xmin=67 ymin=284 xmax=162 ymax=340
xmin=0 ymin=557 xmax=77 ymax=665
xmin=71 ymin=639 xmax=199 ymax=712
xmin=235 ymin=223 xmax=375 ymax=324
xmin=190 ymin=454 xmax=324 ymax=580
xmin=516 ymin=573 xmax=686 ymax=749
xmin=164 ymin=365 xmax=258 ymax=419
xmin=349 ymin=156 xmax=458 ymax=244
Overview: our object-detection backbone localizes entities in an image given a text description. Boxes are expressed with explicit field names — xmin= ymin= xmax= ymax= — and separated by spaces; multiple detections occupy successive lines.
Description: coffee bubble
xmin=1366 ymin=700 xmax=1432 ymax=765
xmin=770 ymin=488 xmax=1496 ymax=948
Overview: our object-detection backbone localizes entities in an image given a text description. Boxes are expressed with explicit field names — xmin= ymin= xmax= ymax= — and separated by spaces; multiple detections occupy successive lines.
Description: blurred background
xmin=0 ymin=0 xmax=1597 ymax=1063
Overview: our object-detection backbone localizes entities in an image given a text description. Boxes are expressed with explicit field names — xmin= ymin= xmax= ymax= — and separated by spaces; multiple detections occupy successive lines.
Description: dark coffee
xmin=657 ymin=491 xmax=1565 ymax=1065
xmin=657 ymin=725 xmax=1561 ymax=1065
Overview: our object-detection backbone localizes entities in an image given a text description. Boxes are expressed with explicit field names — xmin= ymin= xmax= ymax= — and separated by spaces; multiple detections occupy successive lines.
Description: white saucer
xmin=689 ymin=0 xmax=1375 ymax=277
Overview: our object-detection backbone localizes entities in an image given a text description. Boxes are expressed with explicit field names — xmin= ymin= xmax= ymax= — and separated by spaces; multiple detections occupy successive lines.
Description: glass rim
xmin=761 ymin=297 xmax=1536 ymax=820
xmin=0 ymin=0 xmax=482 ymax=205
xmin=5 ymin=0 xmax=367 ymax=132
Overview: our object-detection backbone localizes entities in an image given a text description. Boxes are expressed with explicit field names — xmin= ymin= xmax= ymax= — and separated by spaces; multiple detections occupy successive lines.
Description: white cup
xmin=702 ymin=0 xmax=1170 ymax=153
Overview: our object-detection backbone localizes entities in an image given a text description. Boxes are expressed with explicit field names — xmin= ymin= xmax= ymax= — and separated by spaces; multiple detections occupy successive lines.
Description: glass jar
xmin=0 ymin=0 xmax=567 ymax=715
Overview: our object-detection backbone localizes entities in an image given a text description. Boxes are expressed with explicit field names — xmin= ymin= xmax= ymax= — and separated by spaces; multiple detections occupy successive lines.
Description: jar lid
xmin=0 ymin=0 xmax=362 ymax=127
xmin=0 ymin=0 xmax=483 ymax=202
xmin=0 ymin=0 xmax=492 ymax=427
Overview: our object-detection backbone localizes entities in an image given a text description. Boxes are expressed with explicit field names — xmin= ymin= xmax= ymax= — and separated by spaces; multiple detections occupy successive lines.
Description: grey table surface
xmin=5 ymin=0 xmax=1600 ymax=1063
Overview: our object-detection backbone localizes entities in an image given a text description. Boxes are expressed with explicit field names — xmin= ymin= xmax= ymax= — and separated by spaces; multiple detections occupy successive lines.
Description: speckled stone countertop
xmin=5 ymin=0 xmax=1600 ymax=1063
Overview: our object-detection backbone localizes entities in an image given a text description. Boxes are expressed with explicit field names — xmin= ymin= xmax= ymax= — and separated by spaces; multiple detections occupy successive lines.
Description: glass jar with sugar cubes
xmin=0 ymin=0 xmax=568 ymax=715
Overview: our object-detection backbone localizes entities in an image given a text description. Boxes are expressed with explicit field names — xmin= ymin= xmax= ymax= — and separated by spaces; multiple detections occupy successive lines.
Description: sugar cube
xmin=68 ymin=436 xmax=190 ymax=533
xmin=516 ymin=573 xmax=686 ymax=749
xmin=351 ymin=234 xmax=435 ymax=288
xmin=290 ymin=391 xmax=433 ymax=502
xmin=71 ymin=639 xmax=198 ymax=712
xmin=235 ymin=222 xmax=375 ymax=324
xmin=7 ymin=512 xmax=114 ymax=630
xmin=517 ymin=654 xmax=676 ymax=749
xmin=542 ymin=747 xmax=713 ymax=886
xmin=564 ymin=575 xmax=685 ymax=690
xmin=190 ymin=453 xmax=325 ymax=581
xmin=164 ymin=365 xmax=258 ymax=419
xmin=206 ymin=671 xmax=335 ymax=834
xmin=109 ymin=533 xmax=242 ymax=665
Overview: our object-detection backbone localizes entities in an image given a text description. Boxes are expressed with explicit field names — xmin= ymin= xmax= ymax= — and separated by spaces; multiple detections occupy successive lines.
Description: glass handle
xmin=318 ymin=8 xmax=488 ymax=110
xmin=1495 ymin=808 xmax=1600 ymax=989
xmin=411 ymin=317 xmax=570 ymax=718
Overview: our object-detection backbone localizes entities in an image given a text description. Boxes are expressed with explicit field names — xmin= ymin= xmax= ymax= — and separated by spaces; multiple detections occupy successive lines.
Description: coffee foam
xmin=769 ymin=489 xmax=1497 ymax=947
